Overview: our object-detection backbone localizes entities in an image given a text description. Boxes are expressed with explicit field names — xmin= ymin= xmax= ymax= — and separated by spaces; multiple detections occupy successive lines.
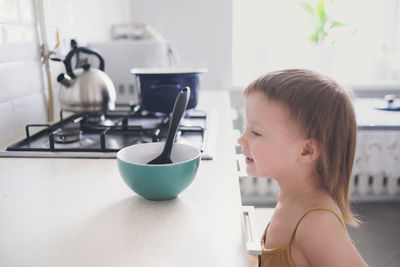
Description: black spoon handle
xmin=162 ymin=87 xmax=190 ymax=157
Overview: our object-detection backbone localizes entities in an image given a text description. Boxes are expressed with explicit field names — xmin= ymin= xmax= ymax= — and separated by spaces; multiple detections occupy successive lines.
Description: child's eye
xmin=252 ymin=131 xmax=261 ymax=137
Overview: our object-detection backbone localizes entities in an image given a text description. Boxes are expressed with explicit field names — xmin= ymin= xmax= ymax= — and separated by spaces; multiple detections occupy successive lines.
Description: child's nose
xmin=237 ymin=133 xmax=246 ymax=147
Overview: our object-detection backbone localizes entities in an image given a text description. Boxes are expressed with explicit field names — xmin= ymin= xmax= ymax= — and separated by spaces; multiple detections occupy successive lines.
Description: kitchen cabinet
xmin=0 ymin=91 xmax=249 ymax=267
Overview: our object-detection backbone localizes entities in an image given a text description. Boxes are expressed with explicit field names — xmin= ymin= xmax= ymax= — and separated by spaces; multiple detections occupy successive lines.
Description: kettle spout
xmin=57 ymin=73 xmax=73 ymax=87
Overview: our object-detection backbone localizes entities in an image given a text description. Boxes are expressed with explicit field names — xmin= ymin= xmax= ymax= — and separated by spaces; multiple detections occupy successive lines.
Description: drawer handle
xmin=243 ymin=206 xmax=262 ymax=255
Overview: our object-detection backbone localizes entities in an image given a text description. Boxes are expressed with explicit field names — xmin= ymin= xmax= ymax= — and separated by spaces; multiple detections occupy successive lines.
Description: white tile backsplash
xmin=4 ymin=25 xmax=27 ymax=62
xmin=0 ymin=101 xmax=16 ymax=146
xmin=19 ymin=0 xmax=35 ymax=24
xmin=23 ymin=27 xmax=40 ymax=60
xmin=11 ymin=92 xmax=47 ymax=135
xmin=2 ymin=24 xmax=39 ymax=63
xmin=25 ymin=60 xmax=44 ymax=93
xmin=0 ymin=25 xmax=5 ymax=63
xmin=4 ymin=24 xmax=23 ymax=42
xmin=0 ymin=62 xmax=30 ymax=102
xmin=0 ymin=0 xmax=19 ymax=22
xmin=0 ymin=0 xmax=47 ymax=145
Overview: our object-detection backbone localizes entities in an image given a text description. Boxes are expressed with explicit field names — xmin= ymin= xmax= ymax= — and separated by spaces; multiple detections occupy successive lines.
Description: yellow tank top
xmin=258 ymin=207 xmax=348 ymax=267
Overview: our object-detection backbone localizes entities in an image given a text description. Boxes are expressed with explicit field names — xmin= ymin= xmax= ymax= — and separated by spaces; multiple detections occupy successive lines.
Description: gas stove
xmin=0 ymin=104 xmax=212 ymax=159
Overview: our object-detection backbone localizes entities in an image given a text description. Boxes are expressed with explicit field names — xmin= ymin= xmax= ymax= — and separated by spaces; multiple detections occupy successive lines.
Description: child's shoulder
xmin=290 ymin=204 xmax=362 ymax=266
xmin=296 ymin=206 xmax=346 ymax=237
xmin=293 ymin=204 xmax=353 ymax=254
xmin=294 ymin=201 xmax=348 ymax=241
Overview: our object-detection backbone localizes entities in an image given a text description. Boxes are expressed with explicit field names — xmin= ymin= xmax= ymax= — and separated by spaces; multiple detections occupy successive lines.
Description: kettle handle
xmin=64 ymin=46 xmax=105 ymax=79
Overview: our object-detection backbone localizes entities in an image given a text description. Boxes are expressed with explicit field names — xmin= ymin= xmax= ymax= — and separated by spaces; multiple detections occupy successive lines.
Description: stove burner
xmin=86 ymin=113 xmax=105 ymax=123
xmin=43 ymin=136 xmax=95 ymax=149
xmin=134 ymin=136 xmax=154 ymax=144
xmin=54 ymin=128 xmax=82 ymax=144
xmin=85 ymin=113 xmax=114 ymax=126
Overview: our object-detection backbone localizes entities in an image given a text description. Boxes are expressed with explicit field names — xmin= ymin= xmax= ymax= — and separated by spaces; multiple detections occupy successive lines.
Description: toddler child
xmin=238 ymin=69 xmax=368 ymax=267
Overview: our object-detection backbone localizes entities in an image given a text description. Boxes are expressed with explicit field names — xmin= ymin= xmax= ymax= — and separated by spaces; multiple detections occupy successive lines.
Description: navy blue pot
xmin=132 ymin=70 xmax=205 ymax=113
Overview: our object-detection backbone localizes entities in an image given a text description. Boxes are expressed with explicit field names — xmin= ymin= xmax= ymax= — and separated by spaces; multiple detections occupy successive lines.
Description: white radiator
xmin=237 ymin=153 xmax=400 ymax=203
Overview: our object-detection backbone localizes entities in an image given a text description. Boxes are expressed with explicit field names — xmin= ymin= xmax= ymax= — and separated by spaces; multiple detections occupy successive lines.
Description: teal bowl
xmin=117 ymin=142 xmax=201 ymax=201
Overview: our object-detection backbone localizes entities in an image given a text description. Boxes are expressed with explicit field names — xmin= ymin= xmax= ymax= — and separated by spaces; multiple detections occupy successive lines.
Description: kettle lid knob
xmin=82 ymin=63 xmax=91 ymax=71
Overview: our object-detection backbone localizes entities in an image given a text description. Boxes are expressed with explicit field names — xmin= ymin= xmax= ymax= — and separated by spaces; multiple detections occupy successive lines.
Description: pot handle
xmin=64 ymin=46 xmax=105 ymax=79
xmin=149 ymin=83 xmax=182 ymax=90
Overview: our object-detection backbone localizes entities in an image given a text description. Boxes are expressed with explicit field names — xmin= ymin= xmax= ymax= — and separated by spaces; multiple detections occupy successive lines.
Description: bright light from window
xmin=233 ymin=0 xmax=400 ymax=86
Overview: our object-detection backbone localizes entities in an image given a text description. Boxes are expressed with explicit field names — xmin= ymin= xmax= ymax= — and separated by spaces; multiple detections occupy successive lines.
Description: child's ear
xmin=298 ymin=138 xmax=320 ymax=163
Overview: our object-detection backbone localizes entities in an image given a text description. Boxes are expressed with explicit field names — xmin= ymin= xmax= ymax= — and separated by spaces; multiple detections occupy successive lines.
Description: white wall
xmin=130 ymin=0 xmax=233 ymax=90
xmin=43 ymin=0 xmax=131 ymax=49
xmin=0 ymin=0 xmax=45 ymax=147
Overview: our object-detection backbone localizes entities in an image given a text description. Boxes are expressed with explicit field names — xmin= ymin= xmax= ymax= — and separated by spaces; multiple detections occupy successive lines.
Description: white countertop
xmin=353 ymin=98 xmax=400 ymax=128
xmin=0 ymin=90 xmax=249 ymax=267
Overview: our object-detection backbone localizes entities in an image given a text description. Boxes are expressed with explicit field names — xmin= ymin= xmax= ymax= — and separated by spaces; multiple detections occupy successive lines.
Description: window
xmin=233 ymin=0 xmax=400 ymax=87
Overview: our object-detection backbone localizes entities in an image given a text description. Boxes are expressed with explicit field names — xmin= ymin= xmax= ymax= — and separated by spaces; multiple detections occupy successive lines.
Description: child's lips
xmin=245 ymin=156 xmax=254 ymax=164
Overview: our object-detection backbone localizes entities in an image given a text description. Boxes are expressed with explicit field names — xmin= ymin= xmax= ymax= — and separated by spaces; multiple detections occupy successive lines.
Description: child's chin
xmin=246 ymin=168 xmax=256 ymax=177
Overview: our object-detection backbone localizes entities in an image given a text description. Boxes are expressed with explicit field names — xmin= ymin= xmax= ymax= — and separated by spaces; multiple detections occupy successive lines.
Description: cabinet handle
xmin=242 ymin=206 xmax=262 ymax=255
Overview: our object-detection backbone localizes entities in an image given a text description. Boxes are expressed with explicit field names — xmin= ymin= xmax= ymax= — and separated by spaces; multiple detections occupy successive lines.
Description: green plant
xmin=299 ymin=0 xmax=347 ymax=45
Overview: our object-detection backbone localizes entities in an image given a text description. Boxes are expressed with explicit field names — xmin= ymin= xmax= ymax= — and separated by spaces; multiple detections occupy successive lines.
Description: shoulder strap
xmin=286 ymin=207 xmax=346 ymax=246
xmin=260 ymin=222 xmax=270 ymax=246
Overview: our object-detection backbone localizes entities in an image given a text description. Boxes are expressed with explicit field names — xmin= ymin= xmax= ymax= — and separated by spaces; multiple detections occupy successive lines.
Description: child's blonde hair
xmin=244 ymin=69 xmax=359 ymax=227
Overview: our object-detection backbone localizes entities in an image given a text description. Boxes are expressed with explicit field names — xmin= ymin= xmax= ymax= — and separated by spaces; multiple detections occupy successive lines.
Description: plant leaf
xmin=330 ymin=20 xmax=347 ymax=29
xmin=299 ymin=1 xmax=314 ymax=14
xmin=317 ymin=0 xmax=326 ymax=22
xmin=310 ymin=30 xmax=319 ymax=43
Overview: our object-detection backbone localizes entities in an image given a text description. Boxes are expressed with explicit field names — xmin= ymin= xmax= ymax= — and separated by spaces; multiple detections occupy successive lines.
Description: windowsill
xmin=345 ymin=81 xmax=400 ymax=91
xmin=230 ymin=81 xmax=400 ymax=98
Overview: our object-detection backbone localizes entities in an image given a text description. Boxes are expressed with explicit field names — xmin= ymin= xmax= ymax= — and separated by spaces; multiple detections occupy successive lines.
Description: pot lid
xmin=130 ymin=68 xmax=208 ymax=75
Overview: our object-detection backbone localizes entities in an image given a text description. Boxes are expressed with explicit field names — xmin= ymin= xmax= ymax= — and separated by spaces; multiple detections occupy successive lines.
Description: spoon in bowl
xmin=147 ymin=87 xmax=190 ymax=165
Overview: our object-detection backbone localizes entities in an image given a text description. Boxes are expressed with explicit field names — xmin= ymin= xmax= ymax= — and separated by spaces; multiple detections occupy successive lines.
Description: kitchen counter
xmin=0 ymin=90 xmax=249 ymax=267
xmin=353 ymin=98 xmax=400 ymax=129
